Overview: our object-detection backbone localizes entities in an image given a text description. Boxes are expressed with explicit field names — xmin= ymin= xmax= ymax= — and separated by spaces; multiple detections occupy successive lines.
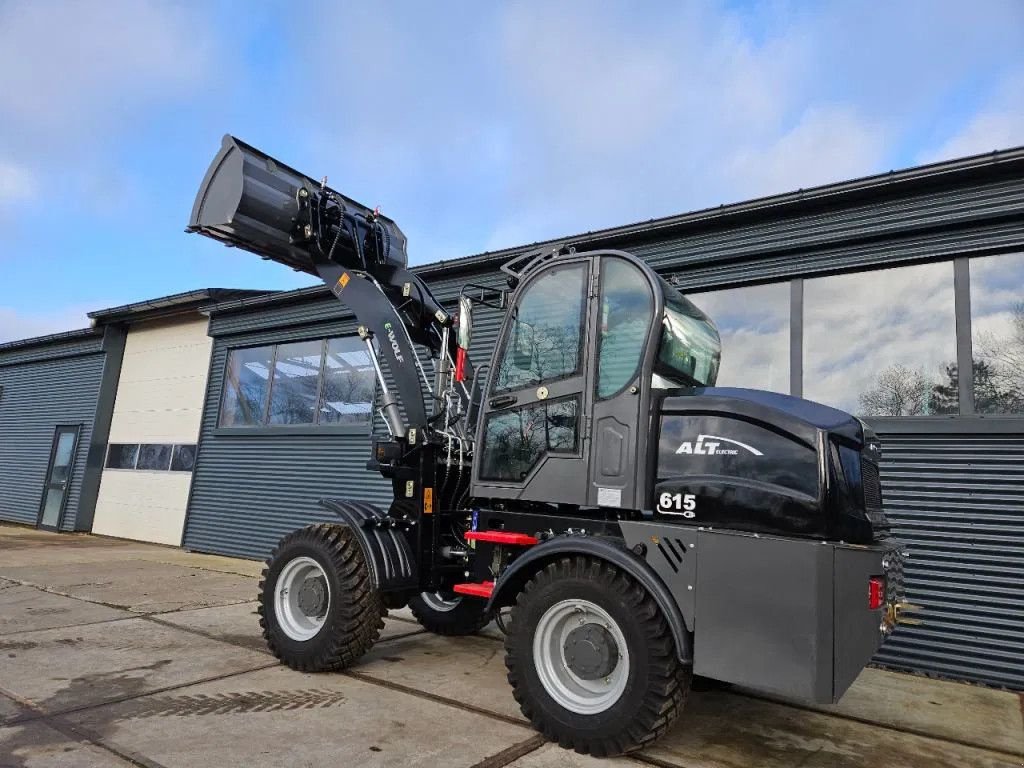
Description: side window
xmin=480 ymin=398 xmax=579 ymax=481
xmin=495 ymin=263 xmax=586 ymax=392
xmin=597 ymin=259 xmax=653 ymax=398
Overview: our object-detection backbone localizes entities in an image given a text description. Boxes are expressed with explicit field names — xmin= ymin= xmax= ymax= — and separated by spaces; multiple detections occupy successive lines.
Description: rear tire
xmin=258 ymin=523 xmax=384 ymax=672
xmin=408 ymin=591 xmax=492 ymax=636
xmin=504 ymin=556 xmax=691 ymax=756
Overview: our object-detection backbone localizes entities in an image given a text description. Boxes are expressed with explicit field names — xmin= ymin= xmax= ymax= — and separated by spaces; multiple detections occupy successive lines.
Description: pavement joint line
xmin=4 ymin=661 xmax=282 ymax=727
xmin=1 ymin=575 xmax=257 ymax=616
xmin=733 ymin=688 xmax=1024 ymax=760
xmin=344 ymin=670 xmax=529 ymax=728
xmin=0 ymin=614 xmax=139 ymax=637
xmin=467 ymin=734 xmax=547 ymax=768
xmin=631 ymin=753 xmax=684 ymax=768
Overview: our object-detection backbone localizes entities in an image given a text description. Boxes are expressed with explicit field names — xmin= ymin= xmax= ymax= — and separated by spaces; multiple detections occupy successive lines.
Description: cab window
xmin=597 ymin=259 xmax=654 ymax=398
xmin=494 ymin=263 xmax=586 ymax=392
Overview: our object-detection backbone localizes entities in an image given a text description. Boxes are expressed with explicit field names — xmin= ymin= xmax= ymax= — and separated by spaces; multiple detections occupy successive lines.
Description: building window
xmin=804 ymin=261 xmax=957 ymax=416
xmin=219 ymin=336 xmax=375 ymax=428
xmin=105 ymin=443 xmax=197 ymax=472
xmin=970 ymin=252 xmax=1024 ymax=414
xmin=689 ymin=282 xmax=790 ymax=395
xmin=220 ymin=345 xmax=274 ymax=427
xmin=268 ymin=340 xmax=324 ymax=425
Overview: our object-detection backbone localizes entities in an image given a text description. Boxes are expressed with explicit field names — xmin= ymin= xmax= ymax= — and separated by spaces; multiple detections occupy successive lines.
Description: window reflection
xmin=220 ymin=345 xmax=273 ymax=426
xmin=481 ymin=398 xmax=579 ymax=481
xmin=320 ymin=339 xmax=376 ymax=424
xmin=688 ymin=283 xmax=789 ymax=394
xmin=804 ymin=262 xmax=956 ymax=416
xmin=971 ymin=252 xmax=1024 ymax=414
xmin=268 ymin=340 xmax=324 ymax=425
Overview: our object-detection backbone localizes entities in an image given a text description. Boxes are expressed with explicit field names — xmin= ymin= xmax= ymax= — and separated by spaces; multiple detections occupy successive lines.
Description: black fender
xmin=319 ymin=498 xmax=416 ymax=591
xmin=485 ymin=535 xmax=693 ymax=663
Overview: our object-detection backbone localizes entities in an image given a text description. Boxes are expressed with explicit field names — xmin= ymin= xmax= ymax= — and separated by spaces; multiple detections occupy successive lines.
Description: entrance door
xmin=38 ymin=426 xmax=81 ymax=530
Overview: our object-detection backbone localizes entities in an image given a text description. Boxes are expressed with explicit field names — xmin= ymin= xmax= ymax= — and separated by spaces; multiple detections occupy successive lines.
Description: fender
xmin=486 ymin=535 xmax=693 ymax=663
xmin=319 ymin=498 xmax=416 ymax=591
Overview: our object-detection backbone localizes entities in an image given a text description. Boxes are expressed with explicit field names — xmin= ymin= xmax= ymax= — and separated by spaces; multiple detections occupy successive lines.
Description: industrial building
xmin=1 ymin=147 xmax=1021 ymax=691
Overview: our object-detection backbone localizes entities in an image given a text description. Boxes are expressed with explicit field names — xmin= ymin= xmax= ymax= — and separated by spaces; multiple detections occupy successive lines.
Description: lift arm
xmin=187 ymin=135 xmax=462 ymax=437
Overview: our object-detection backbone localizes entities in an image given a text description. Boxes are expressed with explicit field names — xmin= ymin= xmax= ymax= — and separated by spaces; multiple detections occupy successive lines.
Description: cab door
xmin=588 ymin=256 xmax=657 ymax=509
xmin=473 ymin=256 xmax=593 ymax=504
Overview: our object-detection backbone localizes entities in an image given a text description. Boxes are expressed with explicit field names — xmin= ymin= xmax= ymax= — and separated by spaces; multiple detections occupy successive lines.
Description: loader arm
xmin=187 ymin=134 xmax=471 ymax=440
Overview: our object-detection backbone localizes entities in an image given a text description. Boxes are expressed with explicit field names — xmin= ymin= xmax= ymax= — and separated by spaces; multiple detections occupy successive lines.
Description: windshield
xmin=656 ymin=277 xmax=721 ymax=386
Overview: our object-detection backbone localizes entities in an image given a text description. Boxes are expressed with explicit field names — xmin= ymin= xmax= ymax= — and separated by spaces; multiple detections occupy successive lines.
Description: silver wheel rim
xmin=532 ymin=599 xmax=630 ymax=715
xmin=419 ymin=591 xmax=460 ymax=612
xmin=274 ymin=556 xmax=331 ymax=641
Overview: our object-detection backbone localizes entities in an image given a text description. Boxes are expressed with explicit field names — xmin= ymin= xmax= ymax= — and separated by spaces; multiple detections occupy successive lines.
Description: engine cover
xmin=653 ymin=387 xmax=884 ymax=544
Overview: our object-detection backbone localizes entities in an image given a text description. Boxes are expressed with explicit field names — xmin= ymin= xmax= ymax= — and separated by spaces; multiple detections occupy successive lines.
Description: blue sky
xmin=1 ymin=0 xmax=1022 ymax=341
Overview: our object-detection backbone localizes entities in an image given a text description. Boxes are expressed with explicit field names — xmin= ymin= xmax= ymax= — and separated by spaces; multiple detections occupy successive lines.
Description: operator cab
xmin=471 ymin=249 xmax=715 ymax=511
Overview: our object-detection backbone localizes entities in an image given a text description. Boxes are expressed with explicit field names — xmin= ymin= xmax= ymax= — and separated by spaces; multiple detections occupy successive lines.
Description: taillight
xmin=868 ymin=576 xmax=885 ymax=610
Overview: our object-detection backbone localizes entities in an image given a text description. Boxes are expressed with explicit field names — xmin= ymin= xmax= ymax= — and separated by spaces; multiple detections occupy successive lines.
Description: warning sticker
xmin=423 ymin=487 xmax=434 ymax=515
xmin=597 ymin=487 xmax=622 ymax=507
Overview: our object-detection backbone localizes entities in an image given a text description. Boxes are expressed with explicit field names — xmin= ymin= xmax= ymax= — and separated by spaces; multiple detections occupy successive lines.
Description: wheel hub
xmin=297 ymin=576 xmax=328 ymax=617
xmin=564 ymin=623 xmax=618 ymax=680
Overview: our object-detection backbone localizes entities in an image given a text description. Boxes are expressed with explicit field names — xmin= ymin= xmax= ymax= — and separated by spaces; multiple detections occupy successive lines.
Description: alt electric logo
xmin=676 ymin=434 xmax=763 ymax=456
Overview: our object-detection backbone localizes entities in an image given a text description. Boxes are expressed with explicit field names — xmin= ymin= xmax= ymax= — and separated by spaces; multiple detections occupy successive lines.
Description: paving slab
xmin=0 ymin=617 xmax=270 ymax=715
xmin=65 ymin=665 xmax=533 ymax=768
xmin=0 ymin=560 xmax=255 ymax=614
xmin=154 ymin=602 xmax=426 ymax=654
xmin=0 ymin=720 xmax=130 ymax=767
xmin=750 ymin=666 xmax=1024 ymax=756
xmin=509 ymin=743 xmax=645 ymax=767
xmin=356 ymin=631 xmax=523 ymax=721
xmin=0 ymin=694 xmax=31 ymax=726
xmin=642 ymin=688 xmax=1020 ymax=768
xmin=0 ymin=582 xmax=131 ymax=636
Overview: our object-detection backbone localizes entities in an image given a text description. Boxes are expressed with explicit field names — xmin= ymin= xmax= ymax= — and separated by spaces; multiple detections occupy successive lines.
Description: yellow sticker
xmin=337 ymin=272 xmax=350 ymax=290
xmin=423 ymin=487 xmax=434 ymax=515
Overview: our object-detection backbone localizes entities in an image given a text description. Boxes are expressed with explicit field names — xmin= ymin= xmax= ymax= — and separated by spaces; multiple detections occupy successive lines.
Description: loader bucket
xmin=187 ymin=135 xmax=407 ymax=274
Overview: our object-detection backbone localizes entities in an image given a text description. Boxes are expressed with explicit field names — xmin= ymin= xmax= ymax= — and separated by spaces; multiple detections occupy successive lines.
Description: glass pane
xmin=688 ymin=283 xmax=790 ymax=394
xmin=220 ymin=346 xmax=274 ymax=426
xmin=495 ymin=263 xmax=586 ymax=391
xmin=40 ymin=488 xmax=64 ymax=527
xmin=48 ymin=430 xmax=77 ymax=485
xmin=970 ymin=252 xmax=1024 ymax=414
xmin=319 ymin=338 xmax=375 ymax=425
xmin=657 ymin=280 xmax=722 ymax=387
xmin=170 ymin=444 xmax=197 ymax=472
xmin=480 ymin=398 xmax=579 ymax=481
xmin=137 ymin=444 xmax=172 ymax=471
xmin=597 ymin=260 xmax=653 ymax=398
xmin=268 ymin=340 xmax=324 ymax=425
xmin=105 ymin=443 xmax=138 ymax=470
xmin=804 ymin=262 xmax=956 ymax=416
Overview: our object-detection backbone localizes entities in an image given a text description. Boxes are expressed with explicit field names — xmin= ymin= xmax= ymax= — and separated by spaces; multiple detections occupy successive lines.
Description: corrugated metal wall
xmin=0 ymin=336 xmax=106 ymax=530
xmin=182 ymin=314 xmax=392 ymax=559
xmin=871 ymin=429 xmax=1024 ymax=690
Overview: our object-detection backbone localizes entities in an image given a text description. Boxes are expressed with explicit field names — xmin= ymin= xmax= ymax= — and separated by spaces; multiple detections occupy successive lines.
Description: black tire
xmin=258 ymin=523 xmax=384 ymax=672
xmin=408 ymin=591 xmax=492 ymax=636
xmin=505 ymin=556 xmax=691 ymax=757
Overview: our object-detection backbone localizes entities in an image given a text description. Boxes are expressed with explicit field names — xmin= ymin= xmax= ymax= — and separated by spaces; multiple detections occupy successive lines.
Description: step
xmin=464 ymin=530 xmax=539 ymax=546
xmin=452 ymin=581 xmax=494 ymax=598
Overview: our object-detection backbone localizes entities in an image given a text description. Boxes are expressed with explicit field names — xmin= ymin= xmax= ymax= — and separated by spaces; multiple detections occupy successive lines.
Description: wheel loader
xmin=187 ymin=135 xmax=909 ymax=756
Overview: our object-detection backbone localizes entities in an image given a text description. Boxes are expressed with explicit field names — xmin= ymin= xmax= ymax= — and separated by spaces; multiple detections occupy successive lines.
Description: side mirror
xmin=458 ymin=296 xmax=473 ymax=350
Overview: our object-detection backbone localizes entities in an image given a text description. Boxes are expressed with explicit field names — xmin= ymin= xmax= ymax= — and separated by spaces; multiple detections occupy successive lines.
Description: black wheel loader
xmin=187 ymin=135 xmax=913 ymax=756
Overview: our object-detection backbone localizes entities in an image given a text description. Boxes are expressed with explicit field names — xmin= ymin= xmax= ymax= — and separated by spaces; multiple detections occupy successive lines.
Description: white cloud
xmin=0 ymin=160 xmax=37 ymax=205
xmin=0 ymin=305 xmax=95 ymax=344
xmin=923 ymin=70 xmax=1024 ymax=162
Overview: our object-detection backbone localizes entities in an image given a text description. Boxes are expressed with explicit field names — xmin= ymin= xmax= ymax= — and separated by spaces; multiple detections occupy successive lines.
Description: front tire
xmin=408 ymin=590 xmax=492 ymax=635
xmin=505 ymin=556 xmax=691 ymax=756
xmin=258 ymin=523 xmax=384 ymax=671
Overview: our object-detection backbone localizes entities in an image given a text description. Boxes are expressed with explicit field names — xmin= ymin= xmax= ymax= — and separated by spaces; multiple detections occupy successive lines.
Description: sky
xmin=1 ymin=0 xmax=1023 ymax=343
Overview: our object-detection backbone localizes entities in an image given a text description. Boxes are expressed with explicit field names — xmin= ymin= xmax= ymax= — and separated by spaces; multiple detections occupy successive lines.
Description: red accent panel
xmin=868 ymin=576 xmax=885 ymax=610
xmin=453 ymin=581 xmax=494 ymax=598
xmin=455 ymin=347 xmax=467 ymax=382
xmin=465 ymin=530 xmax=539 ymax=546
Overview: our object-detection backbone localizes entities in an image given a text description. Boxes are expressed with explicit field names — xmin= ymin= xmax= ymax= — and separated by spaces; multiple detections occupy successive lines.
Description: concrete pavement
xmin=1 ymin=524 xmax=1021 ymax=768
